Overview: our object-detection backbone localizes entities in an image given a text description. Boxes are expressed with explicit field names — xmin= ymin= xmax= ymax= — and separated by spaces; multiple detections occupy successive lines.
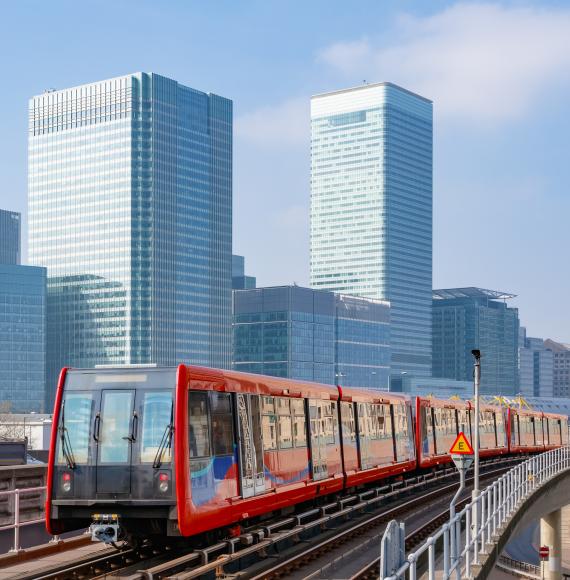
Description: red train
xmin=46 ymin=365 xmax=569 ymax=544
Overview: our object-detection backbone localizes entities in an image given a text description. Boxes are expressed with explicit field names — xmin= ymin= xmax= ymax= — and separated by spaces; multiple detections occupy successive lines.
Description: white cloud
xmin=235 ymin=97 xmax=309 ymax=146
xmin=318 ymin=3 xmax=570 ymax=123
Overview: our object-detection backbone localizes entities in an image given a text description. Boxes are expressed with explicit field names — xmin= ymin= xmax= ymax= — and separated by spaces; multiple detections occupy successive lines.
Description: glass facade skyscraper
xmin=0 ymin=265 xmax=46 ymax=412
xmin=232 ymin=254 xmax=256 ymax=289
xmin=518 ymin=328 xmax=553 ymax=398
xmin=0 ymin=209 xmax=21 ymax=265
xmin=432 ymin=288 xmax=520 ymax=395
xmin=28 ymin=73 xmax=232 ymax=407
xmin=233 ymin=286 xmax=390 ymax=390
xmin=310 ymin=83 xmax=433 ymax=383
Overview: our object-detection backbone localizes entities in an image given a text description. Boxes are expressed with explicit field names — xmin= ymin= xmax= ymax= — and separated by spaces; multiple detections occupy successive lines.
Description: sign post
xmin=539 ymin=546 xmax=549 ymax=580
xmin=449 ymin=432 xmax=474 ymax=579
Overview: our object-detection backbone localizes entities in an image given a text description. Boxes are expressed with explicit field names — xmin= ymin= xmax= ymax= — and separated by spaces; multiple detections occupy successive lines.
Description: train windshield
xmin=57 ymin=368 xmax=176 ymax=467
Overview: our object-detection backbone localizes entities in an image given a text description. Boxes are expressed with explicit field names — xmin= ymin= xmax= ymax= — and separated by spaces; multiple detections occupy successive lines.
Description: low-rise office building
xmin=432 ymin=288 xmax=520 ymax=395
xmin=233 ymin=286 xmax=390 ymax=389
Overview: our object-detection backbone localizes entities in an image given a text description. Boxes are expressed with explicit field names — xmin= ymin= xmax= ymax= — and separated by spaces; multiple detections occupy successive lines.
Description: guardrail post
xmin=10 ymin=489 xmax=21 ymax=553
xmin=443 ymin=524 xmax=450 ymax=579
xmin=465 ymin=508 xmax=471 ymax=577
xmin=486 ymin=489 xmax=491 ymax=544
xmin=428 ymin=538 xmax=435 ymax=580
xmin=492 ymin=482 xmax=497 ymax=536
xmin=478 ymin=494 xmax=485 ymax=554
xmin=408 ymin=553 xmax=417 ymax=580
xmin=455 ymin=516 xmax=461 ymax=580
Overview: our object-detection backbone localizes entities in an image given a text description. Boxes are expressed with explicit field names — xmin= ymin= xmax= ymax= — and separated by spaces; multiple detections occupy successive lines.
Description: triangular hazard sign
xmin=449 ymin=431 xmax=474 ymax=455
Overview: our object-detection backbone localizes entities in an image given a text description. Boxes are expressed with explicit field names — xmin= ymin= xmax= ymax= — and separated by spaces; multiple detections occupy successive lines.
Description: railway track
xmin=242 ymin=464 xmax=510 ymax=580
xmin=0 ymin=456 xmax=521 ymax=580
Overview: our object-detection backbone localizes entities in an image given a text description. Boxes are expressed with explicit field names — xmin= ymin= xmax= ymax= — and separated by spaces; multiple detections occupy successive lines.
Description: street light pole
xmin=471 ymin=350 xmax=481 ymax=540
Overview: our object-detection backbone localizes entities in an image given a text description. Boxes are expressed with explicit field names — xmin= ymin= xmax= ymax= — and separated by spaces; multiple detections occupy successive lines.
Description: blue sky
xmin=1 ymin=0 xmax=569 ymax=340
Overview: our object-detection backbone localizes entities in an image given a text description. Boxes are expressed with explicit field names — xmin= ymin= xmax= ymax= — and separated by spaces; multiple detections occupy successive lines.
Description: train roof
xmin=184 ymin=365 xmax=341 ymax=400
xmin=338 ymin=385 xmax=411 ymax=404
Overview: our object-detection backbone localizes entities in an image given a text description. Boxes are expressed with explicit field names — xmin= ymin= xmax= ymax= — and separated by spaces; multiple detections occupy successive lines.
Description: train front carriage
xmin=47 ymin=367 xmax=178 ymax=542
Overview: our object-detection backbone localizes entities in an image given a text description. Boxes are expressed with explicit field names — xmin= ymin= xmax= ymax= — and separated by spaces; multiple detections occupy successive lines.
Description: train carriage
xmin=416 ymin=397 xmax=508 ymax=469
xmin=508 ymin=408 xmax=547 ymax=454
xmin=338 ymin=387 xmax=416 ymax=488
xmin=543 ymin=412 xmax=569 ymax=450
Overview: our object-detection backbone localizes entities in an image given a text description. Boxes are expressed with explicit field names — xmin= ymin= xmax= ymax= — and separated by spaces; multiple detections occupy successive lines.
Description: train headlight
xmin=62 ymin=472 xmax=71 ymax=492
xmin=158 ymin=472 xmax=169 ymax=493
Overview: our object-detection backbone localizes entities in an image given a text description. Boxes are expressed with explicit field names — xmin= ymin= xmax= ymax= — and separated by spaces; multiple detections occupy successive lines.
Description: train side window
xmin=211 ymin=392 xmax=234 ymax=456
xmin=293 ymin=400 xmax=307 ymax=447
xmin=262 ymin=396 xmax=277 ymax=450
xmin=341 ymin=402 xmax=356 ymax=442
xmin=328 ymin=401 xmax=338 ymax=445
xmin=381 ymin=404 xmax=392 ymax=440
xmin=188 ymin=391 xmax=210 ymax=458
xmin=560 ymin=419 xmax=568 ymax=445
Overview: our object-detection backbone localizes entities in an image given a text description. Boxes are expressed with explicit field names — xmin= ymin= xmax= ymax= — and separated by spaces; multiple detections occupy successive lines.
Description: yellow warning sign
xmin=449 ymin=431 xmax=474 ymax=455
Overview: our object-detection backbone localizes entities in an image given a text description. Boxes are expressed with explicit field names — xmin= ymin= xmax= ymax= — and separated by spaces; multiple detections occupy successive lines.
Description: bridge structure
xmin=381 ymin=446 xmax=570 ymax=580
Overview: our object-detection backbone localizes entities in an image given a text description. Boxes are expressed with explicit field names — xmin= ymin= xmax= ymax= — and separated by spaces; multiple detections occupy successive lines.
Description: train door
xmin=236 ymin=393 xmax=265 ymax=497
xmin=94 ymin=389 xmax=135 ymax=496
xmin=309 ymin=400 xmax=329 ymax=480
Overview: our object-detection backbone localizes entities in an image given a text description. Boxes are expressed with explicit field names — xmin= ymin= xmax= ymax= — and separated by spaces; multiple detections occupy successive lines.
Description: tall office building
xmin=310 ymin=82 xmax=433 ymax=385
xmin=545 ymin=339 xmax=570 ymax=398
xmin=233 ymin=285 xmax=390 ymax=390
xmin=0 ymin=209 xmax=21 ymax=265
xmin=232 ymin=254 xmax=256 ymax=289
xmin=29 ymin=73 xmax=232 ymax=406
xmin=432 ymin=288 xmax=520 ymax=395
xmin=0 ymin=265 xmax=46 ymax=412
xmin=518 ymin=328 xmax=553 ymax=398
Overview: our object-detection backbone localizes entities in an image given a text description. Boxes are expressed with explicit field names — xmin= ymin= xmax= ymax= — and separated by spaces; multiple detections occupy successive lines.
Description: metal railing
xmin=496 ymin=555 xmax=540 ymax=579
xmin=0 ymin=485 xmax=56 ymax=553
xmin=383 ymin=446 xmax=570 ymax=580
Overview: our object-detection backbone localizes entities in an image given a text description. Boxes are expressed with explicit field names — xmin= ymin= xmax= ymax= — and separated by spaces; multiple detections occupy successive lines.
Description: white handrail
xmin=0 ymin=485 xmax=57 ymax=553
xmin=383 ymin=446 xmax=570 ymax=580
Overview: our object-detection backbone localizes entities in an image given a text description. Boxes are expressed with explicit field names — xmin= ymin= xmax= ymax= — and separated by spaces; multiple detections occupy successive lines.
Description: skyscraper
xmin=232 ymin=254 xmax=256 ymax=289
xmin=545 ymin=339 xmax=570 ymax=398
xmin=0 ymin=209 xmax=21 ymax=265
xmin=310 ymin=82 xmax=433 ymax=384
xmin=0 ymin=264 xmax=46 ymax=412
xmin=518 ymin=328 xmax=553 ymax=398
xmin=29 ymin=73 xmax=232 ymax=406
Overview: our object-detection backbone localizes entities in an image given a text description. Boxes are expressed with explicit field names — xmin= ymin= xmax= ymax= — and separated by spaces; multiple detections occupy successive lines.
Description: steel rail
xmin=244 ymin=464 xmax=514 ymax=580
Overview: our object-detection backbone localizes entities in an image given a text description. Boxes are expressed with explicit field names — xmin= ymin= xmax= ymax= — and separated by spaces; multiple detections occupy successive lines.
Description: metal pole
xmin=471 ymin=349 xmax=481 ymax=557
xmin=449 ymin=464 xmax=465 ymax=572
xmin=13 ymin=490 xmax=20 ymax=553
